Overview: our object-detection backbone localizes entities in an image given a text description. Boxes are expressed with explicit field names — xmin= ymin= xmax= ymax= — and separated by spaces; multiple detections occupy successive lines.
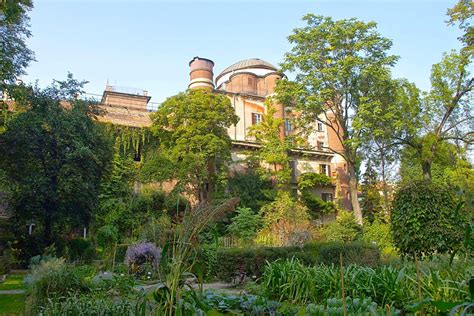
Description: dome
xmin=215 ymin=58 xmax=279 ymax=88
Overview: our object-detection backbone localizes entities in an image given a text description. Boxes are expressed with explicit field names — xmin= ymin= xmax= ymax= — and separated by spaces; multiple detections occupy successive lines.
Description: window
xmin=248 ymin=77 xmax=253 ymax=85
xmin=285 ymin=118 xmax=293 ymax=135
xmin=317 ymin=122 xmax=323 ymax=132
xmin=252 ymin=112 xmax=263 ymax=125
xmin=317 ymin=141 xmax=324 ymax=150
xmin=319 ymin=164 xmax=328 ymax=176
xmin=321 ymin=193 xmax=333 ymax=202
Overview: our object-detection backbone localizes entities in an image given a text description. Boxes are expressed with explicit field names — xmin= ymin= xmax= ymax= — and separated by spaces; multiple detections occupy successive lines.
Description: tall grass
xmin=260 ymin=258 xmax=472 ymax=310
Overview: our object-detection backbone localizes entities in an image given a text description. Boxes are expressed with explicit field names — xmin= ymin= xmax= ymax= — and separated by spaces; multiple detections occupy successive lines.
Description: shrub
xmin=212 ymin=242 xmax=379 ymax=282
xmin=25 ymin=257 xmax=91 ymax=311
xmin=227 ymin=207 xmax=262 ymax=241
xmin=125 ymin=242 xmax=161 ymax=276
xmin=300 ymin=191 xmax=336 ymax=218
xmin=318 ymin=242 xmax=381 ymax=267
xmin=391 ymin=181 xmax=468 ymax=259
xmin=258 ymin=192 xmax=311 ymax=246
xmin=362 ymin=220 xmax=396 ymax=257
xmin=297 ymin=172 xmax=332 ymax=190
xmin=323 ymin=211 xmax=362 ymax=243
xmin=67 ymin=238 xmax=95 ymax=263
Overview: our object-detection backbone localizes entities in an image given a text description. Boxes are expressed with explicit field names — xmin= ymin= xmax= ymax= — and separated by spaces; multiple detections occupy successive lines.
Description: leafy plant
xmin=227 ymin=207 xmax=262 ymax=241
xmin=323 ymin=211 xmax=362 ymax=243
xmin=391 ymin=180 xmax=468 ymax=259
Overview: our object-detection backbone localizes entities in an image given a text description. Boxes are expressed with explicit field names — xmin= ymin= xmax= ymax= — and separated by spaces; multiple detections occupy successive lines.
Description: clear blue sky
xmin=23 ymin=0 xmax=462 ymax=104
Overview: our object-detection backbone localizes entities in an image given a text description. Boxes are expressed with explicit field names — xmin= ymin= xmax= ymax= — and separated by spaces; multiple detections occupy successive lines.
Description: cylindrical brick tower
xmin=188 ymin=57 xmax=215 ymax=90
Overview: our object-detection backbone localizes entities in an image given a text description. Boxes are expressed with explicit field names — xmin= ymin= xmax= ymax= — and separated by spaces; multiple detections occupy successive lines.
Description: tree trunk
xmin=348 ymin=163 xmax=363 ymax=225
xmin=421 ymin=160 xmax=432 ymax=181
xmin=380 ymin=148 xmax=390 ymax=215
xmin=44 ymin=210 xmax=52 ymax=246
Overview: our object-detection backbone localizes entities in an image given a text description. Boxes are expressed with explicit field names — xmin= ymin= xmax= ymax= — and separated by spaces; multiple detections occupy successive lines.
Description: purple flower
xmin=125 ymin=242 xmax=161 ymax=268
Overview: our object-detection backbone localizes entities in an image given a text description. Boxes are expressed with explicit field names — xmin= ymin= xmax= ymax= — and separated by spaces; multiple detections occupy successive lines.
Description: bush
xmin=362 ymin=220 xmax=396 ymax=257
xmin=124 ymin=242 xmax=161 ymax=277
xmin=25 ymin=257 xmax=92 ymax=311
xmin=227 ymin=207 xmax=262 ymax=241
xmin=391 ymin=181 xmax=468 ymax=259
xmin=67 ymin=238 xmax=95 ymax=263
xmin=323 ymin=211 xmax=362 ymax=243
xmin=212 ymin=242 xmax=380 ymax=282
xmin=318 ymin=242 xmax=381 ymax=267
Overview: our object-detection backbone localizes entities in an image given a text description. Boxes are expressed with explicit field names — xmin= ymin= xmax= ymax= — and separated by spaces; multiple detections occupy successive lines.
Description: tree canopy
xmin=0 ymin=75 xmax=112 ymax=245
xmin=276 ymin=14 xmax=398 ymax=224
xmin=147 ymin=89 xmax=238 ymax=203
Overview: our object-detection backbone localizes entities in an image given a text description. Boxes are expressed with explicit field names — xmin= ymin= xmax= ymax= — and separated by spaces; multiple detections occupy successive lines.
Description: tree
xmin=0 ymin=75 xmax=113 ymax=246
xmin=0 ymin=0 xmax=35 ymax=93
xmin=227 ymin=207 xmax=262 ymax=241
xmin=258 ymin=191 xmax=311 ymax=246
xmin=276 ymin=14 xmax=398 ymax=224
xmin=358 ymin=78 xmax=421 ymax=213
xmin=148 ymin=89 xmax=238 ymax=203
xmin=447 ymin=0 xmax=473 ymax=55
xmin=397 ymin=51 xmax=472 ymax=181
xmin=247 ymin=100 xmax=293 ymax=187
xmin=391 ymin=181 xmax=468 ymax=259
xmin=360 ymin=160 xmax=383 ymax=222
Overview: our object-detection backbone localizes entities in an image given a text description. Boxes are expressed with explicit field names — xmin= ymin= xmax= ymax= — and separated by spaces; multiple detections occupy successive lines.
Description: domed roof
xmin=216 ymin=58 xmax=278 ymax=81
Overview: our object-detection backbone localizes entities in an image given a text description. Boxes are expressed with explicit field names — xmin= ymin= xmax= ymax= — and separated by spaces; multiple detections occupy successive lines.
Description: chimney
xmin=188 ymin=57 xmax=215 ymax=90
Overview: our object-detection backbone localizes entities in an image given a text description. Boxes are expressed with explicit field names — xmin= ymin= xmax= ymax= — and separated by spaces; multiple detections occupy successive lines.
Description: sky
xmin=23 ymin=0 xmax=463 ymax=104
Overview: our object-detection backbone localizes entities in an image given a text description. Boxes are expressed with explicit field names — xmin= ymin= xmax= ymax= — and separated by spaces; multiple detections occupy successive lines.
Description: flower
xmin=124 ymin=242 xmax=162 ymax=269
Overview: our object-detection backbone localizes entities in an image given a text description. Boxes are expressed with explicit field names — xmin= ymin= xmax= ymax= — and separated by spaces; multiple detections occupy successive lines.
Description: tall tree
xmin=276 ymin=14 xmax=398 ymax=224
xmin=0 ymin=0 xmax=35 ymax=93
xmin=447 ymin=0 xmax=473 ymax=55
xmin=247 ymin=100 xmax=293 ymax=187
xmin=359 ymin=78 xmax=421 ymax=212
xmin=0 ymin=75 xmax=112 ymax=246
xmin=397 ymin=51 xmax=472 ymax=180
xmin=148 ymin=89 xmax=238 ymax=203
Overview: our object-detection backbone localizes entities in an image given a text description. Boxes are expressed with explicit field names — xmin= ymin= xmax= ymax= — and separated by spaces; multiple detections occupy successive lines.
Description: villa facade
xmin=94 ymin=56 xmax=352 ymax=212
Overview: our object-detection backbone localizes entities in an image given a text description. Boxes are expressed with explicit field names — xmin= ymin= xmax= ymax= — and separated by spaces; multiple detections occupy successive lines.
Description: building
xmin=93 ymin=56 xmax=351 ymax=212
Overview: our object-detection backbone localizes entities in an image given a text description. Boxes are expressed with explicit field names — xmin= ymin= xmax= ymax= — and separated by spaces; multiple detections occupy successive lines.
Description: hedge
xmin=211 ymin=242 xmax=380 ymax=282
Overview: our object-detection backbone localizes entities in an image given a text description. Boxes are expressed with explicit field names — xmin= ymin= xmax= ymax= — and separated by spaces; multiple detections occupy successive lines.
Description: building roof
xmin=216 ymin=58 xmax=278 ymax=82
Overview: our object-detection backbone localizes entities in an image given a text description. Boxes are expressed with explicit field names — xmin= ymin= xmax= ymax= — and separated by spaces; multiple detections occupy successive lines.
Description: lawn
xmin=0 ymin=294 xmax=25 ymax=315
xmin=0 ymin=275 xmax=26 ymax=291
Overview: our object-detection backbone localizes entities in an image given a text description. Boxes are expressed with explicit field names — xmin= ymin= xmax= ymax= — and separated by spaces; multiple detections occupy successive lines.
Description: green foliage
xmin=247 ymin=100 xmax=293 ymax=186
xmin=227 ymin=207 xmax=262 ymax=241
xmin=25 ymin=258 xmax=91 ymax=311
xmin=301 ymin=191 xmax=336 ymax=218
xmin=298 ymin=172 xmax=332 ymax=191
xmin=148 ymin=89 xmax=238 ymax=202
xmin=0 ymin=0 xmax=34 ymax=92
xmin=360 ymin=160 xmax=384 ymax=222
xmin=447 ymin=0 xmax=473 ymax=54
xmin=258 ymin=191 xmax=311 ymax=246
xmin=362 ymin=220 xmax=396 ymax=257
xmin=211 ymin=242 xmax=380 ymax=282
xmin=276 ymin=14 xmax=399 ymax=222
xmin=227 ymin=170 xmax=273 ymax=212
xmin=0 ymin=76 xmax=113 ymax=247
xmin=260 ymin=258 xmax=471 ymax=311
xmin=318 ymin=242 xmax=380 ymax=267
xmin=66 ymin=238 xmax=95 ymax=263
xmin=391 ymin=181 xmax=468 ymax=259
xmin=323 ymin=211 xmax=362 ymax=243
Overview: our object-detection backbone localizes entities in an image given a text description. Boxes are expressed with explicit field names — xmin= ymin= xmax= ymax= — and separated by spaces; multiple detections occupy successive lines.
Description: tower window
xmin=248 ymin=77 xmax=253 ymax=85
xmin=252 ymin=112 xmax=263 ymax=125
xmin=317 ymin=141 xmax=324 ymax=150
